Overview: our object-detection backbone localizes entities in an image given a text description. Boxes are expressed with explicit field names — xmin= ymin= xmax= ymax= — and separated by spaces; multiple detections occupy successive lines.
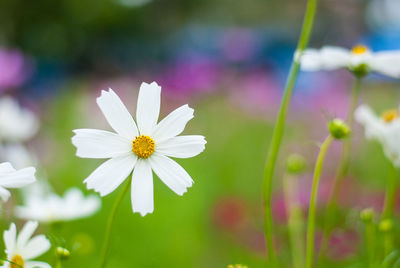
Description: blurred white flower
xmin=0 ymin=97 xmax=38 ymax=142
xmin=0 ymin=143 xmax=36 ymax=169
xmin=72 ymin=81 xmax=206 ymax=216
xmin=15 ymin=187 xmax=101 ymax=223
xmin=355 ymin=105 xmax=400 ymax=166
xmin=299 ymin=45 xmax=400 ymax=78
xmin=0 ymin=162 xmax=36 ymax=202
xmin=1 ymin=221 xmax=51 ymax=268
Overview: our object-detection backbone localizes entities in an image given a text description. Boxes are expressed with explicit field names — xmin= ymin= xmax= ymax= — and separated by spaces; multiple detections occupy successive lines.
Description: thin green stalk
xmin=365 ymin=222 xmax=375 ymax=268
xmin=262 ymin=0 xmax=319 ymax=262
xmin=283 ymin=173 xmax=305 ymax=268
xmin=382 ymin=164 xmax=398 ymax=219
xmin=305 ymin=135 xmax=333 ymax=268
xmin=56 ymin=259 xmax=63 ymax=268
xmin=319 ymin=77 xmax=362 ymax=258
xmin=99 ymin=179 xmax=131 ymax=268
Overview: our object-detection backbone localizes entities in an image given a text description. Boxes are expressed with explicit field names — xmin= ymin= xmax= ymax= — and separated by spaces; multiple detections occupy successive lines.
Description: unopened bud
xmin=379 ymin=219 xmax=393 ymax=232
xmin=328 ymin=119 xmax=350 ymax=140
xmin=56 ymin=247 xmax=70 ymax=259
xmin=360 ymin=208 xmax=374 ymax=223
xmin=286 ymin=154 xmax=307 ymax=174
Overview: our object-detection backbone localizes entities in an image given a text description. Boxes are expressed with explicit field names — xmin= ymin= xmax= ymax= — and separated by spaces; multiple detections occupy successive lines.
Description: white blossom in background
xmin=15 ymin=187 xmax=101 ymax=223
xmin=0 ymin=143 xmax=36 ymax=169
xmin=355 ymin=105 xmax=400 ymax=166
xmin=0 ymin=162 xmax=36 ymax=202
xmin=1 ymin=221 xmax=51 ymax=268
xmin=299 ymin=45 xmax=400 ymax=78
xmin=72 ymin=81 xmax=206 ymax=216
xmin=0 ymin=97 xmax=38 ymax=142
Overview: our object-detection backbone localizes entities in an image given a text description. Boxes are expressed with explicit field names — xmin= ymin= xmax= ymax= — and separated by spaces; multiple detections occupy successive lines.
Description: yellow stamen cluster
xmin=351 ymin=44 xmax=369 ymax=55
xmin=11 ymin=254 xmax=24 ymax=268
xmin=381 ymin=109 xmax=399 ymax=123
xmin=132 ymin=135 xmax=155 ymax=158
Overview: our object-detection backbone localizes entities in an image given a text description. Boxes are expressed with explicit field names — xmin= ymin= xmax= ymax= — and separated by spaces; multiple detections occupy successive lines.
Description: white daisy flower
xmin=299 ymin=45 xmax=400 ymax=78
xmin=1 ymin=221 xmax=51 ymax=268
xmin=15 ymin=187 xmax=101 ymax=223
xmin=72 ymin=82 xmax=206 ymax=216
xmin=0 ymin=162 xmax=36 ymax=202
xmin=0 ymin=97 xmax=38 ymax=142
xmin=355 ymin=104 xmax=400 ymax=166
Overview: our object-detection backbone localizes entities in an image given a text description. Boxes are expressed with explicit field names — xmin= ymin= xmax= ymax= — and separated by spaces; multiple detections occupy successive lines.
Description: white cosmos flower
xmin=0 ymin=162 xmax=36 ymax=202
xmin=355 ymin=104 xmax=400 ymax=166
xmin=72 ymin=81 xmax=206 ymax=216
xmin=15 ymin=187 xmax=101 ymax=223
xmin=0 ymin=97 xmax=38 ymax=142
xmin=299 ymin=45 xmax=400 ymax=78
xmin=1 ymin=221 xmax=51 ymax=268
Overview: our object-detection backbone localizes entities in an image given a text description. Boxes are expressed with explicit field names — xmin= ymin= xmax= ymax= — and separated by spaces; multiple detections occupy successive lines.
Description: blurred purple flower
xmin=220 ymin=28 xmax=259 ymax=62
xmin=0 ymin=48 xmax=32 ymax=91
xmin=158 ymin=58 xmax=222 ymax=98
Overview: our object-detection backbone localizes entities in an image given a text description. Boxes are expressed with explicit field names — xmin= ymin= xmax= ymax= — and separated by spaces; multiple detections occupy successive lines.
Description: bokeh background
xmin=1 ymin=0 xmax=400 ymax=267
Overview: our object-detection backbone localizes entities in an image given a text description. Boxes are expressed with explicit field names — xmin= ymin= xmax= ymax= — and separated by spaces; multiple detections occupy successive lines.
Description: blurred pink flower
xmin=212 ymin=197 xmax=248 ymax=232
xmin=0 ymin=48 xmax=32 ymax=90
xmin=220 ymin=28 xmax=259 ymax=62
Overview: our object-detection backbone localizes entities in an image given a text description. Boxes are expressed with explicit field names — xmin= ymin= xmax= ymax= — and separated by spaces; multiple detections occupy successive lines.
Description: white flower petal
xmin=21 ymin=235 xmax=51 ymax=260
xmin=72 ymin=129 xmax=132 ymax=159
xmin=131 ymin=160 xmax=154 ymax=216
xmin=4 ymin=223 xmax=16 ymax=256
xmin=152 ymin=105 xmax=194 ymax=142
xmin=355 ymin=105 xmax=386 ymax=141
xmin=25 ymin=261 xmax=51 ymax=268
xmin=136 ymin=82 xmax=161 ymax=135
xmin=369 ymin=51 xmax=400 ymax=78
xmin=84 ymin=154 xmax=137 ymax=196
xmin=156 ymin=135 xmax=206 ymax=158
xmin=300 ymin=49 xmax=322 ymax=71
xmin=0 ymin=167 xmax=36 ymax=188
xmin=96 ymin=88 xmax=138 ymax=140
xmin=16 ymin=221 xmax=38 ymax=249
xmin=0 ymin=187 xmax=10 ymax=202
xmin=149 ymin=153 xmax=193 ymax=196
xmin=301 ymin=46 xmax=350 ymax=71
xmin=0 ymin=162 xmax=16 ymax=174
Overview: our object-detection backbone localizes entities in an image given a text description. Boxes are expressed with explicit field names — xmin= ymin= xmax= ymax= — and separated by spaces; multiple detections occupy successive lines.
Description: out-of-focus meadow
xmin=1 ymin=0 xmax=400 ymax=267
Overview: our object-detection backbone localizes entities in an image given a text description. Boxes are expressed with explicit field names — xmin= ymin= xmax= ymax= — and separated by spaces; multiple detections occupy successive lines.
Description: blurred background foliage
xmin=0 ymin=0 xmax=400 ymax=267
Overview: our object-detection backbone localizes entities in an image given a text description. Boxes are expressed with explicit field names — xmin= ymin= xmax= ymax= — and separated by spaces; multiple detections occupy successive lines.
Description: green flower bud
xmin=379 ymin=219 xmax=393 ymax=232
xmin=56 ymin=247 xmax=70 ymax=260
xmin=350 ymin=64 xmax=370 ymax=78
xmin=360 ymin=208 xmax=374 ymax=223
xmin=328 ymin=119 xmax=350 ymax=140
xmin=286 ymin=154 xmax=307 ymax=174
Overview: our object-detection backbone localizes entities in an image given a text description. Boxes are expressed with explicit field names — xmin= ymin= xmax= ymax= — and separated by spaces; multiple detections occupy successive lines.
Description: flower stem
xmin=99 ymin=179 xmax=131 ymax=268
xmin=382 ymin=163 xmax=398 ymax=219
xmin=283 ymin=172 xmax=305 ymax=268
xmin=305 ymin=135 xmax=333 ymax=268
xmin=364 ymin=221 xmax=376 ymax=268
xmin=262 ymin=0 xmax=319 ymax=262
xmin=318 ymin=77 xmax=362 ymax=258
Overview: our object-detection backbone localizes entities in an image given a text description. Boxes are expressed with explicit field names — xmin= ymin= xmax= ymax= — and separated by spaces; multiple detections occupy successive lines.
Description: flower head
xmin=355 ymin=104 xmax=400 ymax=166
xmin=15 ymin=187 xmax=101 ymax=223
xmin=72 ymin=82 xmax=206 ymax=216
xmin=1 ymin=221 xmax=51 ymax=268
xmin=0 ymin=162 xmax=36 ymax=202
xmin=299 ymin=45 xmax=400 ymax=78
xmin=0 ymin=97 xmax=38 ymax=142
xmin=328 ymin=118 xmax=350 ymax=140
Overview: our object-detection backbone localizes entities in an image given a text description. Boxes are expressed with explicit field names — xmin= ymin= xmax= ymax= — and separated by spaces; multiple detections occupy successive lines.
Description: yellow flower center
xmin=11 ymin=254 xmax=24 ymax=268
xmin=132 ymin=135 xmax=155 ymax=158
xmin=351 ymin=44 xmax=369 ymax=55
xmin=381 ymin=109 xmax=399 ymax=123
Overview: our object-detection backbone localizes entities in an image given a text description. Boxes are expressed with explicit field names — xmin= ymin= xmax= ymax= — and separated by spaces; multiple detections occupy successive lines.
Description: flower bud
xmin=286 ymin=154 xmax=307 ymax=174
xmin=379 ymin=219 xmax=393 ymax=232
xmin=56 ymin=247 xmax=70 ymax=260
xmin=228 ymin=265 xmax=248 ymax=268
xmin=328 ymin=119 xmax=350 ymax=140
xmin=360 ymin=208 xmax=374 ymax=223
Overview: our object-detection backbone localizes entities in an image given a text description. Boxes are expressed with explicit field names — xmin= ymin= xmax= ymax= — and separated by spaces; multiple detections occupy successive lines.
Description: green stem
xmin=262 ymin=0 xmax=319 ymax=262
xmin=382 ymin=164 xmax=398 ymax=219
xmin=283 ymin=173 xmax=305 ymax=268
xmin=364 ymin=221 xmax=376 ymax=268
xmin=305 ymin=135 xmax=333 ymax=268
xmin=318 ymin=77 xmax=362 ymax=258
xmin=99 ymin=179 xmax=131 ymax=268
xmin=56 ymin=259 xmax=62 ymax=268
